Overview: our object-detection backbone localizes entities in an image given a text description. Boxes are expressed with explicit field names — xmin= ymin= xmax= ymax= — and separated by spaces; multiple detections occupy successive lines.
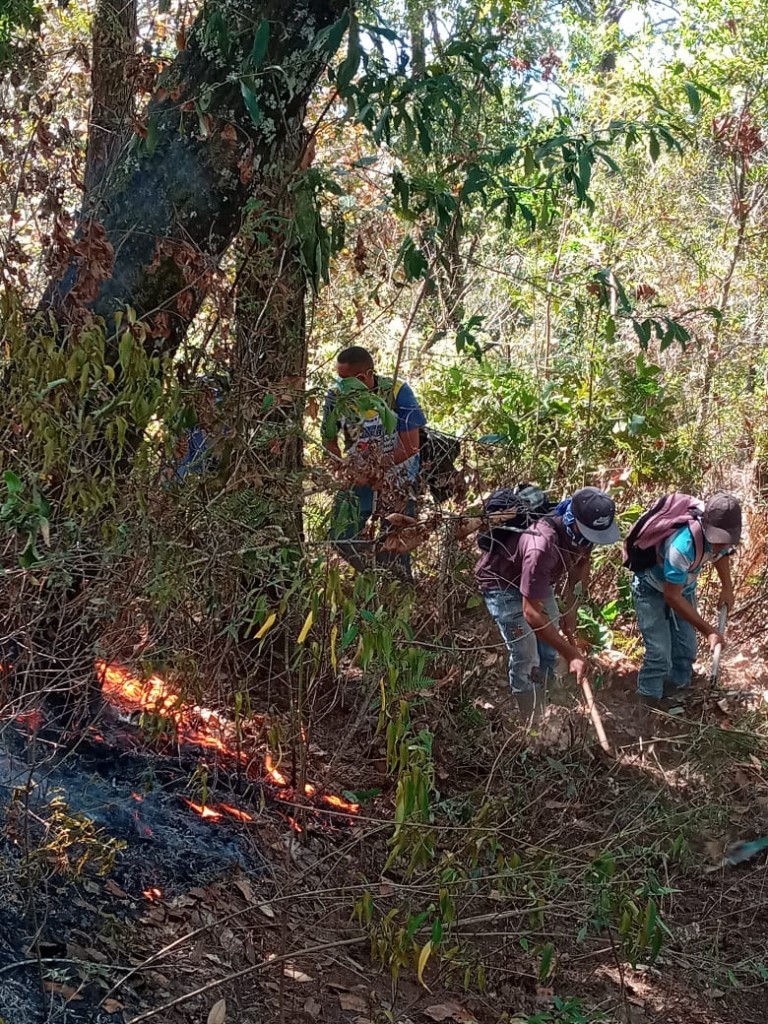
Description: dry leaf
xmin=234 ymin=877 xmax=254 ymax=902
xmin=284 ymin=965 xmax=314 ymax=983
xmin=207 ymin=997 xmax=226 ymax=1024
xmin=304 ymin=996 xmax=322 ymax=1017
xmin=43 ymin=982 xmax=82 ymax=1002
xmin=423 ymin=1002 xmax=478 ymax=1023
xmin=104 ymin=879 xmax=129 ymax=899
xmin=258 ymin=901 xmax=275 ymax=918
xmin=102 ymin=999 xmax=124 ymax=1014
xmin=338 ymin=991 xmax=368 ymax=1012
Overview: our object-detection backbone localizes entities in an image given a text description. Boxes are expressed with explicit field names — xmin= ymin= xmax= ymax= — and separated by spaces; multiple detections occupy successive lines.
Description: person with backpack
xmin=624 ymin=492 xmax=741 ymax=709
xmin=321 ymin=346 xmax=427 ymax=577
xmin=475 ymin=486 xmax=621 ymax=721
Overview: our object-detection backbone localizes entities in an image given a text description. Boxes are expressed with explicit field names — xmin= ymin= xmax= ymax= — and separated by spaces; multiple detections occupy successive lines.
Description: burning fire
xmin=143 ymin=887 xmax=162 ymax=901
xmin=9 ymin=659 xmax=360 ymax=833
xmin=182 ymin=799 xmax=222 ymax=821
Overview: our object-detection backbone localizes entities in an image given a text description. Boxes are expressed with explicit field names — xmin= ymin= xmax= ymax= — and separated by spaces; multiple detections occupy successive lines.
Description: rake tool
xmin=710 ymin=604 xmax=728 ymax=687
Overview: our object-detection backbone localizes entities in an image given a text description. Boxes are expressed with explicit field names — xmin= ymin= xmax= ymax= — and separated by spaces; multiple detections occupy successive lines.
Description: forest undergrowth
xmin=1 ymin=483 xmax=768 ymax=1024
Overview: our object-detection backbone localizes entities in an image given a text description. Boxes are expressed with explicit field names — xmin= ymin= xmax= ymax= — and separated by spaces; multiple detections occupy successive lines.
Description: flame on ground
xmin=95 ymin=660 xmax=360 ymax=829
xmin=143 ymin=887 xmax=162 ymax=901
xmin=182 ymin=798 xmax=222 ymax=821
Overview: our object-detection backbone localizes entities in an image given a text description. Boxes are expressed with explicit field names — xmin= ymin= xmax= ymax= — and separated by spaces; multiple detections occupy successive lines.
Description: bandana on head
xmin=553 ymin=498 xmax=593 ymax=549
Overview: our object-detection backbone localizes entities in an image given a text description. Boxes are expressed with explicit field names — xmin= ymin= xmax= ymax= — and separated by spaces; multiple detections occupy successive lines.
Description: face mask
xmin=559 ymin=501 xmax=594 ymax=549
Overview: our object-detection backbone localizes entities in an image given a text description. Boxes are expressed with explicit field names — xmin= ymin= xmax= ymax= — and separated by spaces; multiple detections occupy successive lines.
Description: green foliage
xmin=420 ymin=350 xmax=692 ymax=486
xmin=0 ymin=0 xmax=40 ymax=65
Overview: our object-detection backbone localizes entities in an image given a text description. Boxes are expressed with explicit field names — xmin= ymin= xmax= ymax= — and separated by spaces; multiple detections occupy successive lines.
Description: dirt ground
xmin=1 ymin=605 xmax=767 ymax=1024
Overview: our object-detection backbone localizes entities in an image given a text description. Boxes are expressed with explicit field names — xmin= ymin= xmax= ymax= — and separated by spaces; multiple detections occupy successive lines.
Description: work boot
xmin=662 ymin=682 xmax=691 ymax=704
xmin=635 ymin=693 xmax=662 ymax=732
xmin=516 ymin=688 xmax=545 ymax=728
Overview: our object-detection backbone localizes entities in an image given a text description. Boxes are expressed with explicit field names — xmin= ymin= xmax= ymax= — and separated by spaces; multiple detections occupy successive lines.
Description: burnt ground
xmin=1 ymin=604 xmax=767 ymax=1024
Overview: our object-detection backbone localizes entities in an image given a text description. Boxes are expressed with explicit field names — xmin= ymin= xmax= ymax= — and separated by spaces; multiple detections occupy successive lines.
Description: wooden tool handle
xmin=580 ymin=677 xmax=612 ymax=754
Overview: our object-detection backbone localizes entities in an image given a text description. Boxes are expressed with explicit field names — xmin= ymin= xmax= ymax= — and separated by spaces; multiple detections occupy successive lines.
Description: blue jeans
xmin=483 ymin=587 xmax=559 ymax=694
xmin=330 ymin=485 xmax=416 ymax=577
xmin=632 ymin=574 xmax=698 ymax=699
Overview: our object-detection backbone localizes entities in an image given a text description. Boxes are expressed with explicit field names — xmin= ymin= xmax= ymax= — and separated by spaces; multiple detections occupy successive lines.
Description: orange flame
xmin=15 ymin=709 xmax=44 ymax=731
xmin=143 ymin=887 xmax=162 ymax=901
xmin=219 ymin=803 xmax=254 ymax=822
xmin=182 ymin=798 xmax=222 ymax=821
xmin=95 ymin=660 xmax=360 ymax=832
xmin=264 ymin=753 xmax=288 ymax=786
xmin=321 ymin=793 xmax=360 ymax=814
xmin=95 ymin=660 xmax=239 ymax=757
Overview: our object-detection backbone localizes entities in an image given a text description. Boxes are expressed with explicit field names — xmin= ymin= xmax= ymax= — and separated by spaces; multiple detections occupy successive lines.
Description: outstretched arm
xmin=523 ymin=596 xmax=588 ymax=683
xmin=713 ymin=554 xmax=734 ymax=611
xmin=663 ymin=582 xmax=724 ymax=650
xmin=562 ymin=553 xmax=591 ymax=641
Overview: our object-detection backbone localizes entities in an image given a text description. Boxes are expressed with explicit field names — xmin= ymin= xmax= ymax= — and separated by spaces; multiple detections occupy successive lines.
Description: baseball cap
xmin=703 ymin=493 xmax=742 ymax=545
xmin=571 ymin=487 xmax=621 ymax=545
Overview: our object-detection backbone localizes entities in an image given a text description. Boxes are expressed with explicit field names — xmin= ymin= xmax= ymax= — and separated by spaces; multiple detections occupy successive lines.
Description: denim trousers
xmin=330 ymin=485 xmax=416 ymax=576
xmin=483 ymin=587 xmax=559 ymax=694
xmin=632 ymin=574 xmax=698 ymax=699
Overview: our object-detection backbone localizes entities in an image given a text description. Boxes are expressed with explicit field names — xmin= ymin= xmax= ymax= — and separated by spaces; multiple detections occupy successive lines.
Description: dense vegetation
xmin=1 ymin=1 xmax=768 ymax=1022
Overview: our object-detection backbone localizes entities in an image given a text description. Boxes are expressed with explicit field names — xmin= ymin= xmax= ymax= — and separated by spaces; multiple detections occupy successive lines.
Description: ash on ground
xmin=0 ymin=721 xmax=264 ymax=1023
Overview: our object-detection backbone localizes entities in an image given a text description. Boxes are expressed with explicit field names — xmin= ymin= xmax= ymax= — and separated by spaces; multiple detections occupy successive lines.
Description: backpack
xmin=477 ymin=484 xmax=552 ymax=551
xmin=377 ymin=377 xmax=462 ymax=503
xmin=419 ymin=427 xmax=461 ymax=502
xmin=623 ymin=492 xmax=705 ymax=573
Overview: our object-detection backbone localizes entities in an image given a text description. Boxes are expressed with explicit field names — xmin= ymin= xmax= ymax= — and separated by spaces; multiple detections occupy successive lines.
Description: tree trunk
xmin=23 ymin=0 xmax=346 ymax=718
xmin=45 ymin=0 xmax=346 ymax=363
xmin=84 ymin=0 xmax=137 ymax=201
xmin=234 ymin=157 xmax=313 ymax=542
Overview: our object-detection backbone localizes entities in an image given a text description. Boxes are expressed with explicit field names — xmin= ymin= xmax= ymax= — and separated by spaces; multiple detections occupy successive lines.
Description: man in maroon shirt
xmin=476 ymin=487 xmax=621 ymax=722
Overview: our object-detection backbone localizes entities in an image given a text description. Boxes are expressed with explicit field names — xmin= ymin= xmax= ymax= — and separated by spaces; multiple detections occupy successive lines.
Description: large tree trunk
xmin=46 ymin=0 xmax=346 ymax=362
xmin=84 ymin=0 xmax=137 ymax=200
xmin=20 ymin=0 xmax=346 ymax=719
xmin=234 ymin=166 xmax=311 ymax=542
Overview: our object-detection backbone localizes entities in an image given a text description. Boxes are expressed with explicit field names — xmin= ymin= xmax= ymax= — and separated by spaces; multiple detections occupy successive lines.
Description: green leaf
xmin=250 ymin=18 xmax=270 ymax=68
xmin=337 ymin=11 xmax=361 ymax=92
xmin=118 ymin=332 xmax=133 ymax=369
xmin=342 ymin=787 xmax=381 ymax=804
xmin=240 ymin=81 xmax=262 ymax=126
xmin=538 ymin=942 xmax=555 ymax=981
xmin=19 ymin=535 xmax=40 ymax=568
xmin=648 ymin=132 xmax=660 ymax=163
xmin=314 ymin=11 xmax=350 ymax=57
xmin=634 ymin=319 xmax=652 ymax=349
xmin=4 ymin=470 xmax=23 ymax=494
xmin=415 ymin=112 xmax=432 ymax=156
xmin=578 ymin=146 xmax=592 ymax=193
xmin=400 ymin=237 xmax=428 ymax=281
xmin=683 ymin=81 xmax=701 ymax=115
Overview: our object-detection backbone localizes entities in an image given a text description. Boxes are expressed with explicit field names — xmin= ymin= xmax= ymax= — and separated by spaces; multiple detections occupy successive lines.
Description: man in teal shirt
xmin=632 ymin=493 xmax=741 ymax=707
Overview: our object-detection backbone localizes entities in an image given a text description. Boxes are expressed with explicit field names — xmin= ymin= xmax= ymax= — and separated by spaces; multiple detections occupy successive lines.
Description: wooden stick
xmin=580 ymin=677 xmax=612 ymax=754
